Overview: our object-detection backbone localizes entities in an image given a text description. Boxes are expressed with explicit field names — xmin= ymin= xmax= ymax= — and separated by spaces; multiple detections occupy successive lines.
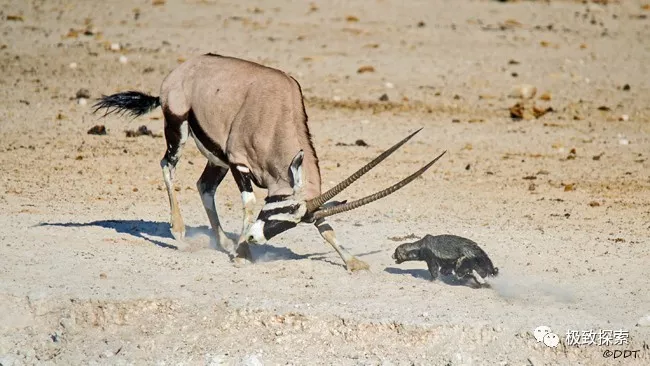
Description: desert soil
xmin=1 ymin=0 xmax=649 ymax=365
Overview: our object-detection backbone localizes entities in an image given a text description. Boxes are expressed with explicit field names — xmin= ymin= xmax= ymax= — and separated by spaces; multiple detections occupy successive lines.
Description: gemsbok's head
xmin=246 ymin=128 xmax=446 ymax=244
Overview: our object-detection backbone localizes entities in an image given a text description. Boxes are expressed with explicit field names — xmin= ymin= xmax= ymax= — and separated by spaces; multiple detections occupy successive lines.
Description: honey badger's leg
xmin=456 ymin=257 xmax=486 ymax=286
xmin=419 ymin=247 xmax=441 ymax=281
xmin=315 ymin=219 xmax=369 ymax=271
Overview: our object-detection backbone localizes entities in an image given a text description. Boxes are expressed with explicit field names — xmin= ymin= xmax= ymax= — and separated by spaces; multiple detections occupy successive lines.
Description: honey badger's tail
xmin=92 ymin=91 xmax=160 ymax=119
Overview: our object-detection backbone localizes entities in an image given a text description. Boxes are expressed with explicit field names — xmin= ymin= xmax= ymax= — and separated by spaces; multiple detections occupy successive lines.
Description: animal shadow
xmin=37 ymin=219 xmax=314 ymax=262
xmin=384 ymin=267 xmax=478 ymax=287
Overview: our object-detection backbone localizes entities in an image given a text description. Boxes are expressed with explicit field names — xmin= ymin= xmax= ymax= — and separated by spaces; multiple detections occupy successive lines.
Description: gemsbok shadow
xmin=37 ymin=219 xmax=322 ymax=262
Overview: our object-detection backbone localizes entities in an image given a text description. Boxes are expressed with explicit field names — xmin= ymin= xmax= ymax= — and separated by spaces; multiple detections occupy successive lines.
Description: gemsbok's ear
xmin=289 ymin=150 xmax=305 ymax=192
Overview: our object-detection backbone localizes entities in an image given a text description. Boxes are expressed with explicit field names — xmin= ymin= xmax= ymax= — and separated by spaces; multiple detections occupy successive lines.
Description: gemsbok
xmin=93 ymin=53 xmax=446 ymax=271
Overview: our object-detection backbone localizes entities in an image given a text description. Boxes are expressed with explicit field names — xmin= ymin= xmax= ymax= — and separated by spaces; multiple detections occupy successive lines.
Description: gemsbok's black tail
xmin=92 ymin=91 xmax=160 ymax=118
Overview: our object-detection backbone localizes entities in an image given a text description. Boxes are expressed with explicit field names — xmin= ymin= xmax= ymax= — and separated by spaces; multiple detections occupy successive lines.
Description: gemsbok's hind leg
xmin=314 ymin=218 xmax=369 ymax=272
xmin=196 ymin=162 xmax=235 ymax=254
xmin=160 ymin=113 xmax=189 ymax=246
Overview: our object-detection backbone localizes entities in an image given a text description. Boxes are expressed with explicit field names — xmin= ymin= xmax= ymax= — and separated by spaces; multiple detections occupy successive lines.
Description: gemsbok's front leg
xmin=230 ymin=164 xmax=256 ymax=264
xmin=196 ymin=162 xmax=234 ymax=253
xmin=160 ymin=116 xmax=189 ymax=246
xmin=314 ymin=218 xmax=369 ymax=271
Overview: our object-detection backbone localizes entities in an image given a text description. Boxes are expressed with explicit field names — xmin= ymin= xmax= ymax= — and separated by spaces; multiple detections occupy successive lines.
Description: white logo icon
xmin=534 ymin=325 xmax=552 ymax=342
xmin=543 ymin=332 xmax=560 ymax=347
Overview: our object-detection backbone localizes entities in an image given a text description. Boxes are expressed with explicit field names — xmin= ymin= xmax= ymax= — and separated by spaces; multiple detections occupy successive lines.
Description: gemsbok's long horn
xmin=309 ymin=150 xmax=446 ymax=220
xmin=305 ymin=128 xmax=424 ymax=212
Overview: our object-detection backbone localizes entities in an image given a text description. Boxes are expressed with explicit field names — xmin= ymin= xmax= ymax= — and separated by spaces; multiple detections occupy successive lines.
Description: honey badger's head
xmin=392 ymin=241 xmax=423 ymax=264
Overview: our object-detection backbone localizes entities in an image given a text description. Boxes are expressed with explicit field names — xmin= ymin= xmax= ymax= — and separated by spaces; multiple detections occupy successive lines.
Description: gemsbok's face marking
xmin=246 ymin=151 xmax=309 ymax=244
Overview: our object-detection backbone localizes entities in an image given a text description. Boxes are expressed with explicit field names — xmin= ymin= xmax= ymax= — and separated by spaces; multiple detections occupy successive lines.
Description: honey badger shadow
xmin=392 ymin=234 xmax=499 ymax=287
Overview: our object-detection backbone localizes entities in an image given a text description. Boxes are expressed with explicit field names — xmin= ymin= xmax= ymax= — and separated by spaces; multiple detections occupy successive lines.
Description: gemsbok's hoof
xmin=346 ymin=257 xmax=370 ymax=272
xmin=233 ymin=256 xmax=253 ymax=267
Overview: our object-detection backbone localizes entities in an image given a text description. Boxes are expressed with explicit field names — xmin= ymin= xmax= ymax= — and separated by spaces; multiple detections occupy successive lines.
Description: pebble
xmin=75 ymin=88 xmax=91 ymax=99
xmin=384 ymin=82 xmax=394 ymax=89
xmin=241 ymin=354 xmax=263 ymax=366
xmin=69 ymin=62 xmax=78 ymax=69
xmin=619 ymin=114 xmax=629 ymax=122
xmin=205 ymin=354 xmax=228 ymax=366
xmin=0 ymin=355 xmax=17 ymax=366
xmin=119 ymin=55 xmax=128 ymax=64
xmin=619 ymin=139 xmax=629 ymax=145
xmin=332 ymin=95 xmax=341 ymax=102
xmin=78 ymin=98 xmax=87 ymax=106
xmin=110 ymin=42 xmax=121 ymax=51
xmin=508 ymin=84 xmax=537 ymax=99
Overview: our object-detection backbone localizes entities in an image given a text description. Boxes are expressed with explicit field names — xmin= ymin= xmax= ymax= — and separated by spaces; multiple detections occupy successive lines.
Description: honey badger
xmin=392 ymin=234 xmax=499 ymax=286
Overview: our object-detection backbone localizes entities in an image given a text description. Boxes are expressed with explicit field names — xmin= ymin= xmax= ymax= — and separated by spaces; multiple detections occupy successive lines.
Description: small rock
xmin=241 ymin=355 xmax=263 ymax=366
xmin=357 ymin=65 xmax=375 ymax=74
xmin=637 ymin=314 xmax=650 ymax=327
xmin=384 ymin=82 xmax=394 ymax=89
xmin=622 ymin=83 xmax=630 ymax=91
xmin=509 ymin=84 xmax=537 ymax=99
xmin=589 ymin=201 xmax=600 ymax=207
xmin=417 ymin=21 xmax=426 ymax=28
xmin=0 ymin=354 xmax=18 ymax=366
xmin=87 ymin=125 xmax=107 ymax=135
xmin=125 ymin=125 xmax=154 ymax=137
xmin=539 ymin=92 xmax=552 ymax=101
xmin=619 ymin=139 xmax=629 ymax=145
xmin=379 ymin=93 xmax=389 ymax=102
xmin=355 ymin=139 xmax=368 ymax=147
xmin=110 ymin=43 xmax=121 ymax=51
xmin=619 ymin=114 xmax=629 ymax=122
xmin=332 ymin=95 xmax=341 ymax=102
xmin=119 ymin=55 xmax=128 ymax=64
xmin=75 ymin=88 xmax=91 ymax=99
xmin=101 ymin=350 xmax=114 ymax=358
xmin=78 ymin=98 xmax=87 ymax=106
xmin=69 ymin=62 xmax=78 ymax=69
xmin=99 ymin=273 xmax=107 ymax=279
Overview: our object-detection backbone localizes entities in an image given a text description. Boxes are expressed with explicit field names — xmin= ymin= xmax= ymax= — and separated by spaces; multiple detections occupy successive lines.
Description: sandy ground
xmin=1 ymin=0 xmax=650 ymax=364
